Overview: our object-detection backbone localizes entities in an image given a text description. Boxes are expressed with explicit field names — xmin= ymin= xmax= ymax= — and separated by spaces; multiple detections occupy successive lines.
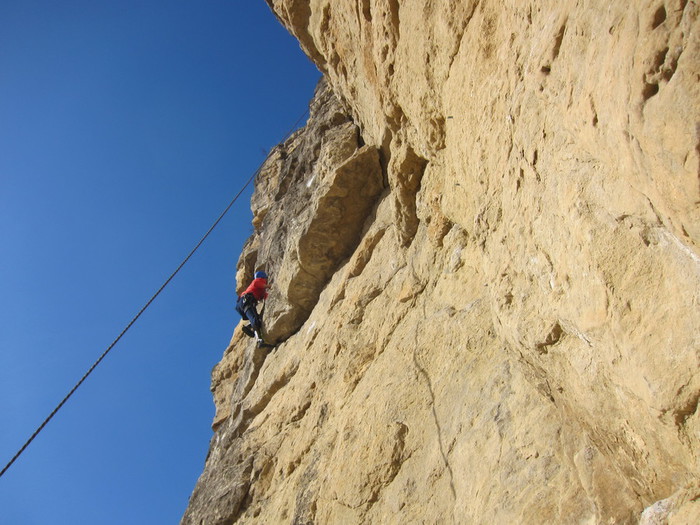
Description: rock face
xmin=236 ymin=78 xmax=384 ymax=347
xmin=183 ymin=1 xmax=700 ymax=524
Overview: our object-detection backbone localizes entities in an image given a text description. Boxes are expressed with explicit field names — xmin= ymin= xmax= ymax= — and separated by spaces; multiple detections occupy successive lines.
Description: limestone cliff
xmin=183 ymin=1 xmax=700 ymax=523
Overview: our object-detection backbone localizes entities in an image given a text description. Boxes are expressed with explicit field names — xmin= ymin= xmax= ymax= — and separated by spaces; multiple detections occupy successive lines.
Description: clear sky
xmin=0 ymin=1 xmax=320 ymax=523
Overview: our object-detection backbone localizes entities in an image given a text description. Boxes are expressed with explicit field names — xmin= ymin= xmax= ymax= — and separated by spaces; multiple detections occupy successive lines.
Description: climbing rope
xmin=0 ymin=108 xmax=309 ymax=480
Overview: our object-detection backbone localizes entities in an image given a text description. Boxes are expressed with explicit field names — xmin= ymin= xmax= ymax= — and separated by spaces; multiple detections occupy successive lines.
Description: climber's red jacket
xmin=241 ymin=277 xmax=268 ymax=302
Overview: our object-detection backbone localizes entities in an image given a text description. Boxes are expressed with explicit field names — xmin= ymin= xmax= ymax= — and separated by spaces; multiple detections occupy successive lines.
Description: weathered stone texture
xmin=235 ymin=78 xmax=384 ymax=346
xmin=184 ymin=1 xmax=700 ymax=524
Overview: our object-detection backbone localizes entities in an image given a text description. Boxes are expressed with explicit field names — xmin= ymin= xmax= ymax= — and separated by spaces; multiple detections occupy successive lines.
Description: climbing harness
xmin=0 ymin=108 xmax=309 ymax=480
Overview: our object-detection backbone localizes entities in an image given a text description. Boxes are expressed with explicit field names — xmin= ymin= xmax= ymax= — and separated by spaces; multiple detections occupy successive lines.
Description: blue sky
xmin=0 ymin=1 xmax=320 ymax=523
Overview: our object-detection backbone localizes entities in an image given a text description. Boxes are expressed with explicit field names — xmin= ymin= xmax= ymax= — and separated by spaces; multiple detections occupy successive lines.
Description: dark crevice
xmin=392 ymin=143 xmax=428 ymax=246
xmin=675 ymin=391 xmax=700 ymax=428
xmin=654 ymin=47 xmax=669 ymax=70
xmin=651 ymin=5 xmax=667 ymax=29
xmin=551 ymin=21 xmax=566 ymax=61
xmin=360 ymin=0 xmax=371 ymax=23
xmin=356 ymin=127 xmax=366 ymax=148
xmin=642 ymin=82 xmax=660 ymax=101
xmin=536 ymin=323 xmax=564 ymax=354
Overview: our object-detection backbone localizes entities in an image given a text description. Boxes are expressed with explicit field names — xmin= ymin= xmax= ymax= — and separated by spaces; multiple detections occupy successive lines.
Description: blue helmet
xmin=254 ymin=270 xmax=268 ymax=280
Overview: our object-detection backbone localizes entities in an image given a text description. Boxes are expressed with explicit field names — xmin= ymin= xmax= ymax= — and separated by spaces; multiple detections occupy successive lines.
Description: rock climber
xmin=236 ymin=270 xmax=269 ymax=340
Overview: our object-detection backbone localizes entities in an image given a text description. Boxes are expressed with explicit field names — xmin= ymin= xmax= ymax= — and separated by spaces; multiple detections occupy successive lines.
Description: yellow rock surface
xmin=183 ymin=2 xmax=700 ymax=523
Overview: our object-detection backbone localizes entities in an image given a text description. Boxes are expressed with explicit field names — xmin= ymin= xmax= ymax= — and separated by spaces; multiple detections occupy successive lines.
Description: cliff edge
xmin=183 ymin=1 xmax=700 ymax=523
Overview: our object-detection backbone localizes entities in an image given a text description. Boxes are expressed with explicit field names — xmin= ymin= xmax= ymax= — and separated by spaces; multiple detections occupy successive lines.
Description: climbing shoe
xmin=241 ymin=325 xmax=255 ymax=338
